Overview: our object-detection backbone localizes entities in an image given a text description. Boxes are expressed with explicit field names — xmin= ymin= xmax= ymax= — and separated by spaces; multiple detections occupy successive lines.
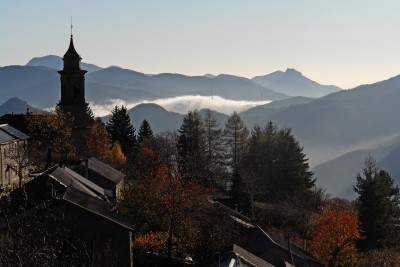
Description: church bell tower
xmin=58 ymin=33 xmax=88 ymax=155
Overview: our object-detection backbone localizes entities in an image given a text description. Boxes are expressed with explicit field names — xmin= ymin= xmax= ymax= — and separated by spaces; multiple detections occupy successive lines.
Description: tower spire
xmin=70 ymin=16 xmax=73 ymax=37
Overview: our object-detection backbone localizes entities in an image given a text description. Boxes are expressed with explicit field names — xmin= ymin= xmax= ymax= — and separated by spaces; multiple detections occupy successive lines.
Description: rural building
xmin=0 ymin=124 xmax=29 ymax=193
xmin=73 ymin=157 xmax=126 ymax=201
xmin=1 ymin=166 xmax=134 ymax=266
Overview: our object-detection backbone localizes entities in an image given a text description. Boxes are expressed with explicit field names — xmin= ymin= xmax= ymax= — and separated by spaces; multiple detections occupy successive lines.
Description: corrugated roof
xmin=248 ymin=227 xmax=322 ymax=266
xmin=61 ymin=186 xmax=134 ymax=230
xmin=64 ymin=167 xmax=105 ymax=197
xmin=49 ymin=167 xmax=99 ymax=198
xmin=0 ymin=124 xmax=29 ymax=140
xmin=84 ymin=157 xmax=125 ymax=184
xmin=233 ymin=244 xmax=275 ymax=267
xmin=0 ymin=129 xmax=15 ymax=143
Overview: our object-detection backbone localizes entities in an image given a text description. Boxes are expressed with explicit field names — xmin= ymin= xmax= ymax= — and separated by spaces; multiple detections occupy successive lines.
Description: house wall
xmin=0 ymin=140 xmax=28 ymax=193
xmin=116 ymin=179 xmax=124 ymax=201
xmin=54 ymin=201 xmax=133 ymax=267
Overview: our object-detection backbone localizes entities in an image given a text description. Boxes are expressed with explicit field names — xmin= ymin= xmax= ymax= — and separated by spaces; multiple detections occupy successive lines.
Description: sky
xmin=2 ymin=1 xmax=400 ymax=89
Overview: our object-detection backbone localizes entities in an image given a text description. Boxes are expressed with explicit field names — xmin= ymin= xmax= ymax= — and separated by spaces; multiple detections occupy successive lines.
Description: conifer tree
xmin=177 ymin=110 xmax=206 ymax=183
xmin=272 ymin=126 xmax=314 ymax=197
xmin=354 ymin=155 xmax=400 ymax=249
xmin=137 ymin=119 xmax=154 ymax=144
xmin=106 ymin=105 xmax=136 ymax=158
xmin=243 ymin=121 xmax=314 ymax=201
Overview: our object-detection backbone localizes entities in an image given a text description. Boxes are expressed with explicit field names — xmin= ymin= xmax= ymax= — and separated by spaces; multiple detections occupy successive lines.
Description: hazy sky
xmin=2 ymin=1 xmax=400 ymax=89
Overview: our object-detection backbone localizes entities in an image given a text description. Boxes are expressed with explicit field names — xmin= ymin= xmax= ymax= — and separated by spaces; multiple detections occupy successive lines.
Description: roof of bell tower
xmin=63 ymin=35 xmax=81 ymax=60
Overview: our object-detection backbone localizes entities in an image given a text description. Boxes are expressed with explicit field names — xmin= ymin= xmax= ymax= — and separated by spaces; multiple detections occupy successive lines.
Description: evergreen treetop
xmin=138 ymin=119 xmax=154 ymax=144
xmin=354 ymin=155 xmax=400 ymax=249
xmin=106 ymin=105 xmax=136 ymax=157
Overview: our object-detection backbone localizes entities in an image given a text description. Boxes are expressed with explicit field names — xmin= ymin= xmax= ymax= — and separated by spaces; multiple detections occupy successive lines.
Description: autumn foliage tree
xmin=87 ymin=118 xmax=126 ymax=170
xmin=309 ymin=210 xmax=362 ymax=267
xmin=120 ymin=143 xmax=208 ymax=260
xmin=4 ymin=138 xmax=30 ymax=187
xmin=27 ymin=108 xmax=74 ymax=168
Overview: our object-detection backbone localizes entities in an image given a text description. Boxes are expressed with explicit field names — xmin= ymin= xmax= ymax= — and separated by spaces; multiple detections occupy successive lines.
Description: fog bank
xmin=90 ymin=95 xmax=270 ymax=117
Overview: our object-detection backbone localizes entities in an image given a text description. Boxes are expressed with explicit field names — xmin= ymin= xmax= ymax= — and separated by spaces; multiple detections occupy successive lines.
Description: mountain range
xmin=252 ymin=68 xmax=341 ymax=97
xmin=3 ymin=55 xmax=400 ymax=199
xmin=0 ymin=55 xmax=341 ymax=109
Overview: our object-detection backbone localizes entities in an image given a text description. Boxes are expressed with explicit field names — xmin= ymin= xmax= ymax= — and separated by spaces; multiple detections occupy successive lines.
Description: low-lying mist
xmin=90 ymin=95 xmax=270 ymax=117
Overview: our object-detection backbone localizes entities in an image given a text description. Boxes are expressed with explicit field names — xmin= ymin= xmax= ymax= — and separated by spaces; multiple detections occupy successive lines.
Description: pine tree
xmin=243 ymin=121 xmax=314 ymax=201
xmin=137 ymin=119 xmax=154 ymax=144
xmin=106 ymin=105 xmax=136 ymax=158
xmin=177 ymin=110 xmax=206 ymax=183
xmin=273 ymin=127 xmax=314 ymax=197
xmin=354 ymin=155 xmax=400 ymax=249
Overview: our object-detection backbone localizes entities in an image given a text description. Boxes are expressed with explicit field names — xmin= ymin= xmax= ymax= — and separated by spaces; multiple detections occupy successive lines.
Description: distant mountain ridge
xmin=0 ymin=64 xmax=290 ymax=109
xmin=0 ymin=97 xmax=42 ymax=116
xmin=1 ymin=56 xmax=345 ymax=111
xmin=252 ymin=68 xmax=341 ymax=98
xmin=265 ymin=75 xmax=400 ymax=199
xmin=27 ymin=55 xmax=103 ymax=73
xmin=240 ymin=96 xmax=315 ymax=128
xmin=86 ymin=67 xmax=288 ymax=101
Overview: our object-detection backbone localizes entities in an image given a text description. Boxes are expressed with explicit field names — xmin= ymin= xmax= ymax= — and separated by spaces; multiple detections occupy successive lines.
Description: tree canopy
xmin=137 ymin=119 xmax=154 ymax=144
xmin=243 ymin=121 xmax=314 ymax=201
xmin=27 ymin=108 xmax=74 ymax=168
xmin=309 ymin=211 xmax=361 ymax=266
xmin=119 ymin=143 xmax=209 ymax=260
xmin=106 ymin=105 xmax=136 ymax=158
xmin=87 ymin=118 xmax=126 ymax=170
xmin=203 ymin=109 xmax=226 ymax=186
xmin=177 ymin=110 xmax=206 ymax=183
xmin=353 ymin=156 xmax=400 ymax=249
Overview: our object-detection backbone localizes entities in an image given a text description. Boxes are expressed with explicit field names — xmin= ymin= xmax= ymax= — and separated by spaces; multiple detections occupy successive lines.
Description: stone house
xmin=0 ymin=124 xmax=29 ymax=193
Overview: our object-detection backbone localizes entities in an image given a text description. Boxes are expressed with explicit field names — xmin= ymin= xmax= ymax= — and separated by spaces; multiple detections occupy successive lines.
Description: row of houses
xmin=0 ymin=118 xmax=135 ymax=265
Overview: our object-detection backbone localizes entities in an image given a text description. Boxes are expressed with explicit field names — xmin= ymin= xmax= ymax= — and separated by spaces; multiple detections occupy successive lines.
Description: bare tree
xmin=4 ymin=139 xmax=31 ymax=187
